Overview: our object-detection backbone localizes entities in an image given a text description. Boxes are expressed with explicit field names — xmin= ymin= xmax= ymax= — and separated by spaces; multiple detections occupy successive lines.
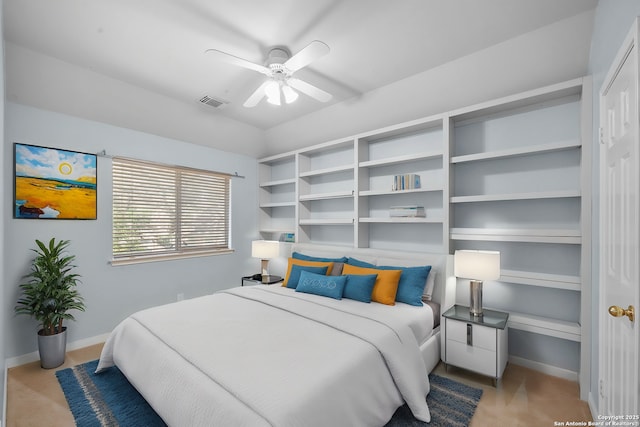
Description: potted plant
xmin=15 ymin=238 xmax=85 ymax=369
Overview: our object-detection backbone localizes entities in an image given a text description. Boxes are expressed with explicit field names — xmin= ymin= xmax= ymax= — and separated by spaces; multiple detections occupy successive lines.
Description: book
xmin=279 ymin=233 xmax=295 ymax=242
xmin=392 ymin=174 xmax=421 ymax=191
xmin=389 ymin=205 xmax=426 ymax=217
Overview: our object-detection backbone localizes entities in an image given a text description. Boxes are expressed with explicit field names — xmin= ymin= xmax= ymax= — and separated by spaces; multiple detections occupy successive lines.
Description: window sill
xmin=110 ymin=249 xmax=235 ymax=266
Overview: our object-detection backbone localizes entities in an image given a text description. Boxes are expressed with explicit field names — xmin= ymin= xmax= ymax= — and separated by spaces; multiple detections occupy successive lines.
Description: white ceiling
xmin=4 ymin=0 xmax=598 ymax=157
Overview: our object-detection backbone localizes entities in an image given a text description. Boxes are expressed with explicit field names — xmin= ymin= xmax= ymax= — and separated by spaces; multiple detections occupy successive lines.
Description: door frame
xmin=597 ymin=16 xmax=640 ymax=416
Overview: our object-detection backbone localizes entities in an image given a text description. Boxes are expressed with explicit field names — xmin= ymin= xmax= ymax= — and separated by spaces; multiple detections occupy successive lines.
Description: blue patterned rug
xmin=57 ymin=360 xmax=482 ymax=426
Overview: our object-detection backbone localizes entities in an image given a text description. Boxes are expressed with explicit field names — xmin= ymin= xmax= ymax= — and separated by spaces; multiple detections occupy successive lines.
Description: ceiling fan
xmin=206 ymin=40 xmax=332 ymax=108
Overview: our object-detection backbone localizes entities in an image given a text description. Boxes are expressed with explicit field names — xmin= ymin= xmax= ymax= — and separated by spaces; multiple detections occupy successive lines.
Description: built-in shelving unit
xmin=258 ymin=152 xmax=297 ymax=239
xmin=295 ymin=138 xmax=356 ymax=246
xmin=257 ymin=77 xmax=592 ymax=392
xmin=448 ymin=77 xmax=592 ymax=390
xmin=355 ymin=115 xmax=447 ymax=252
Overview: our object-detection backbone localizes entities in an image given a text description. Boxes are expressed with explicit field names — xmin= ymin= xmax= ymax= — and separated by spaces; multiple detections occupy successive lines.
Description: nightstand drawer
xmin=446 ymin=339 xmax=497 ymax=377
xmin=446 ymin=319 xmax=497 ymax=352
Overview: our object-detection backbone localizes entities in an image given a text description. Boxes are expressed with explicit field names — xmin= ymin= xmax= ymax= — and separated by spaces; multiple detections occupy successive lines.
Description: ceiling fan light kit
xmin=282 ymin=84 xmax=299 ymax=104
xmin=206 ymin=40 xmax=332 ymax=108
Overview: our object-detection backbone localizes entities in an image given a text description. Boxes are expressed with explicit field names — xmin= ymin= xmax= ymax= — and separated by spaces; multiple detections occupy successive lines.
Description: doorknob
xmin=608 ymin=305 xmax=635 ymax=322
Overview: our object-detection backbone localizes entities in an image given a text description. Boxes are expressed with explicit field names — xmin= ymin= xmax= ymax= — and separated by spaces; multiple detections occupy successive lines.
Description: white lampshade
xmin=282 ymin=84 xmax=299 ymax=104
xmin=265 ymin=81 xmax=281 ymax=106
xmin=454 ymin=250 xmax=500 ymax=280
xmin=251 ymin=240 xmax=280 ymax=259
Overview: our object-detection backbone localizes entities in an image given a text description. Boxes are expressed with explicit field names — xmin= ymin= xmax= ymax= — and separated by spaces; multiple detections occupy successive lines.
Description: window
xmin=112 ymin=157 xmax=231 ymax=264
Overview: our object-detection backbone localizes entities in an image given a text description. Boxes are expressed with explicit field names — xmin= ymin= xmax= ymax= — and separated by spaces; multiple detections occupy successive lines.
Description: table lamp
xmin=251 ymin=240 xmax=280 ymax=282
xmin=454 ymin=250 xmax=500 ymax=317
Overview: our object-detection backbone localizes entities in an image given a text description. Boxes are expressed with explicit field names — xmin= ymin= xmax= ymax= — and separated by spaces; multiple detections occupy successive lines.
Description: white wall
xmin=264 ymin=10 xmax=595 ymax=155
xmin=3 ymin=103 xmax=259 ymax=360
xmin=586 ymin=0 xmax=640 ymax=415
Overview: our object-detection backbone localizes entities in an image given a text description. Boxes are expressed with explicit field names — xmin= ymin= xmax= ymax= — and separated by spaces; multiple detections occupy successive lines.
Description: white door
xmin=599 ymin=18 xmax=640 ymax=416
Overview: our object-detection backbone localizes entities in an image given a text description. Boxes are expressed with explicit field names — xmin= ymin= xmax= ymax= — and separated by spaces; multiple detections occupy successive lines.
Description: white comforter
xmin=96 ymin=285 xmax=431 ymax=426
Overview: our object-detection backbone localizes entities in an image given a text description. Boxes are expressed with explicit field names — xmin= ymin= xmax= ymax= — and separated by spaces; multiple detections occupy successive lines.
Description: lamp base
xmin=260 ymin=259 xmax=269 ymax=283
xmin=469 ymin=280 xmax=483 ymax=317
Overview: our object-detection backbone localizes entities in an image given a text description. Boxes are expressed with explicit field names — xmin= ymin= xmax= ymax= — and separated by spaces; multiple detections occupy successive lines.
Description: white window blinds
xmin=112 ymin=157 xmax=230 ymax=261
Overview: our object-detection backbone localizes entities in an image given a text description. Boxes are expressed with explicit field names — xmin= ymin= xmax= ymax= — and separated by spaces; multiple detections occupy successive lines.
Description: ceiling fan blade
xmin=205 ymin=49 xmax=271 ymax=75
xmin=243 ymin=80 xmax=270 ymax=107
xmin=288 ymin=78 xmax=332 ymax=103
xmin=284 ymin=40 xmax=329 ymax=72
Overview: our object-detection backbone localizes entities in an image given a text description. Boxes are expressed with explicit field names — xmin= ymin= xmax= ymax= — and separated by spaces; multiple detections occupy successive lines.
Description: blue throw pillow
xmin=295 ymin=270 xmax=347 ymax=300
xmin=376 ymin=265 xmax=432 ymax=306
xmin=346 ymin=257 xmax=376 ymax=268
xmin=286 ymin=264 xmax=329 ymax=289
xmin=292 ymin=252 xmax=348 ymax=263
xmin=343 ymin=274 xmax=377 ymax=303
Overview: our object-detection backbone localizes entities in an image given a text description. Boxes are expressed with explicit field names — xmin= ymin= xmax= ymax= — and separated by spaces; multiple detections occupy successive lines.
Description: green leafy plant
xmin=15 ymin=238 xmax=85 ymax=336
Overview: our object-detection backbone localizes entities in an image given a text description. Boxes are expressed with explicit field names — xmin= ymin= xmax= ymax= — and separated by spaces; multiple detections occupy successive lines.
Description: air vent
xmin=199 ymin=95 xmax=229 ymax=109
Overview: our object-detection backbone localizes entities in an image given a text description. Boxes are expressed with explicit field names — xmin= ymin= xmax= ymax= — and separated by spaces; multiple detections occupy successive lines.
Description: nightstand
xmin=241 ymin=275 xmax=283 ymax=286
xmin=442 ymin=304 xmax=509 ymax=383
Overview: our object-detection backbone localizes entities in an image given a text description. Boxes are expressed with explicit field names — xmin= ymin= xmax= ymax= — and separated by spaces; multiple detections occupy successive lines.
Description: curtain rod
xmin=96 ymin=150 xmax=245 ymax=179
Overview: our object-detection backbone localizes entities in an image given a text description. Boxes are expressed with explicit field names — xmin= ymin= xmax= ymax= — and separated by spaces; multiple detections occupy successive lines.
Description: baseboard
xmin=508 ymin=355 xmax=578 ymax=382
xmin=5 ymin=333 xmax=110 ymax=369
xmin=588 ymin=391 xmax=599 ymax=420
xmin=2 ymin=358 xmax=7 ymax=427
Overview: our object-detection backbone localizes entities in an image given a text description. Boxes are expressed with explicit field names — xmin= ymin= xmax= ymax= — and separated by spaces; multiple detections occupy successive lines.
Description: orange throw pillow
xmin=341 ymin=264 xmax=402 ymax=305
xmin=283 ymin=258 xmax=334 ymax=287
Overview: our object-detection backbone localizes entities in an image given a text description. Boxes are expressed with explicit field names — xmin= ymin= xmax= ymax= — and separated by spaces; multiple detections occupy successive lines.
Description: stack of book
xmin=389 ymin=205 xmax=426 ymax=218
xmin=279 ymin=233 xmax=295 ymax=242
xmin=392 ymin=174 xmax=421 ymax=191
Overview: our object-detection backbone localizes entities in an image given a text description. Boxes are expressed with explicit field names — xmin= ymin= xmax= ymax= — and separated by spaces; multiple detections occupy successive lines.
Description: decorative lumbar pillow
xmin=342 ymin=274 xmax=377 ymax=303
xmin=283 ymin=258 xmax=334 ymax=288
xmin=285 ymin=264 xmax=329 ymax=289
xmin=341 ymin=264 xmax=402 ymax=305
xmin=295 ymin=270 xmax=347 ymax=300
xmin=375 ymin=264 xmax=432 ymax=306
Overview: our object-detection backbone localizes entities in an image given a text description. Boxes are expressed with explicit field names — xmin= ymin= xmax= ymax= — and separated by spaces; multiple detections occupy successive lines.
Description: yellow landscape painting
xmin=14 ymin=143 xmax=97 ymax=219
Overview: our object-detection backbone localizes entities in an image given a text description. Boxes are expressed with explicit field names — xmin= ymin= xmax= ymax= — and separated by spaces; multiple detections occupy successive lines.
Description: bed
xmin=96 ymin=244 xmax=456 ymax=426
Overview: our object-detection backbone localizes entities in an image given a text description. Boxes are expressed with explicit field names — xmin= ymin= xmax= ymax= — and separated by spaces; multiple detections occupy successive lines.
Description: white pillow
xmin=422 ymin=270 xmax=436 ymax=301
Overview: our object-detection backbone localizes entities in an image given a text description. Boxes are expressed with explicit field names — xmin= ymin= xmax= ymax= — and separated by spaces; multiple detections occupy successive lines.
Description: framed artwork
xmin=14 ymin=143 xmax=97 ymax=219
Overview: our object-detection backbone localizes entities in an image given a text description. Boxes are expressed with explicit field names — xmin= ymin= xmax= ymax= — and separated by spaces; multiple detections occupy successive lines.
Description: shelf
xmin=451 ymin=140 xmax=581 ymax=164
xmin=259 ymin=227 xmax=296 ymax=234
xmin=451 ymin=190 xmax=581 ymax=203
xmin=359 ymin=217 xmax=443 ymax=224
xmin=449 ymin=78 xmax=584 ymax=123
xmin=299 ymin=190 xmax=354 ymax=201
xmin=259 ymin=178 xmax=296 ymax=188
xmin=506 ymin=311 xmax=581 ymax=342
xmin=299 ymin=164 xmax=354 ymax=178
xmin=297 ymin=137 xmax=354 ymax=156
xmin=359 ymin=150 xmax=443 ymax=168
xmin=259 ymin=201 xmax=296 ymax=208
xmin=450 ymin=227 xmax=581 ymax=244
xmin=299 ymin=218 xmax=354 ymax=225
xmin=357 ymin=114 xmax=444 ymax=141
xmin=360 ymin=186 xmax=443 ymax=197
xmin=499 ymin=269 xmax=581 ymax=291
